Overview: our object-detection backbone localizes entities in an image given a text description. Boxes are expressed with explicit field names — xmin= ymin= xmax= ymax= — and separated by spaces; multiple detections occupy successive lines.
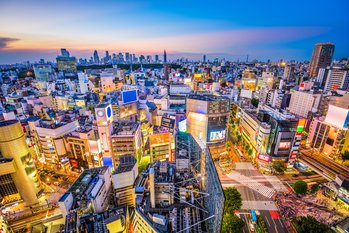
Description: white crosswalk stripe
xmin=227 ymin=171 xmax=276 ymax=198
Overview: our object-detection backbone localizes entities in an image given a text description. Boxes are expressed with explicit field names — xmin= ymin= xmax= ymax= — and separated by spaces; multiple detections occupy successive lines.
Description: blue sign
xmin=107 ymin=106 xmax=112 ymax=118
xmin=103 ymin=156 xmax=113 ymax=170
xmin=122 ymin=90 xmax=138 ymax=105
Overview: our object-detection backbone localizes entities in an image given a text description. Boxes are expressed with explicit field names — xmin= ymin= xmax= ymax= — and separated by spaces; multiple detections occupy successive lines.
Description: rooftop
xmin=187 ymin=94 xmax=229 ymax=102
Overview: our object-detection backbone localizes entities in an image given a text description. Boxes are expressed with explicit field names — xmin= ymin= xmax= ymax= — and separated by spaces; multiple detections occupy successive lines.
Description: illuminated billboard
xmin=178 ymin=119 xmax=187 ymax=132
xmin=122 ymin=90 xmax=138 ymax=105
xmin=325 ymin=105 xmax=349 ymax=129
xmin=209 ymin=130 xmax=226 ymax=141
xmin=257 ymin=153 xmax=271 ymax=163
xmin=288 ymin=118 xmax=306 ymax=165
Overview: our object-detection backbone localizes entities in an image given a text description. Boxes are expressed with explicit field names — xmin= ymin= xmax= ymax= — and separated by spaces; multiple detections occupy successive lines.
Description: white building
xmin=100 ymin=72 xmax=116 ymax=93
xmin=287 ymin=90 xmax=321 ymax=118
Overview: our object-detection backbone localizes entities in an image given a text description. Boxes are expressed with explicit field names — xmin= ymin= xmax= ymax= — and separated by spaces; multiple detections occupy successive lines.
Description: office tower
xmin=321 ymin=66 xmax=349 ymax=92
xmin=112 ymin=155 xmax=138 ymax=207
xmin=238 ymin=106 xmax=304 ymax=169
xmin=287 ymin=90 xmax=322 ymax=118
xmin=117 ymin=52 xmax=123 ymax=63
xmin=125 ymin=52 xmax=130 ymax=62
xmin=283 ymin=64 xmax=295 ymax=81
xmin=203 ymin=54 xmax=206 ymax=63
xmin=155 ymin=54 xmax=159 ymax=62
xmin=110 ymin=122 xmax=141 ymax=167
xmin=146 ymin=55 xmax=152 ymax=63
xmin=0 ymin=120 xmax=41 ymax=206
xmin=60 ymin=48 xmax=70 ymax=57
xmin=139 ymin=55 xmax=145 ymax=63
xmin=105 ymin=50 xmax=110 ymax=63
xmin=186 ymin=95 xmax=230 ymax=145
xmin=33 ymin=64 xmax=54 ymax=82
xmin=56 ymin=56 xmax=77 ymax=73
xmin=29 ymin=119 xmax=79 ymax=167
xmin=308 ymin=42 xmax=335 ymax=78
xmin=163 ymin=49 xmax=167 ymax=63
xmin=93 ymin=50 xmax=100 ymax=64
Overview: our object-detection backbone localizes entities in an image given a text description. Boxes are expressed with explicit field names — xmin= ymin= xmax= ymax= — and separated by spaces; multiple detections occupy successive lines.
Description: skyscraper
xmin=203 ymin=54 xmax=206 ymax=63
xmin=308 ymin=42 xmax=335 ymax=78
xmin=60 ymin=48 xmax=70 ymax=57
xmin=163 ymin=49 xmax=167 ymax=63
xmin=125 ymin=52 xmax=130 ymax=63
xmin=93 ymin=50 xmax=100 ymax=64
xmin=105 ymin=51 xmax=110 ymax=63
xmin=0 ymin=120 xmax=41 ymax=206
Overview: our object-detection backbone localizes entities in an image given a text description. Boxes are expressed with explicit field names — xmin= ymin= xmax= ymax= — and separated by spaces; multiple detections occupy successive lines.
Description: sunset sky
xmin=0 ymin=0 xmax=348 ymax=63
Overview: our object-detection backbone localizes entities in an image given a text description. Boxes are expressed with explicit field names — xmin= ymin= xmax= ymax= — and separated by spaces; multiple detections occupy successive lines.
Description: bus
xmin=251 ymin=210 xmax=257 ymax=223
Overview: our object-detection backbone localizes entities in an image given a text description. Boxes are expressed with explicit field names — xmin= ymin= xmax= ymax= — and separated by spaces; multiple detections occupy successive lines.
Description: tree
xmin=136 ymin=149 xmax=143 ymax=164
xmin=222 ymin=214 xmax=244 ymax=233
xmin=311 ymin=183 xmax=319 ymax=193
xmin=293 ymin=180 xmax=308 ymax=195
xmin=237 ymin=135 xmax=242 ymax=144
xmin=342 ymin=151 xmax=349 ymax=162
xmin=272 ymin=161 xmax=287 ymax=174
xmin=226 ymin=141 xmax=232 ymax=151
xmin=247 ymin=149 xmax=253 ymax=156
xmin=292 ymin=216 xmax=332 ymax=233
xmin=224 ymin=187 xmax=242 ymax=214
xmin=251 ymin=98 xmax=259 ymax=108
xmin=244 ymin=144 xmax=250 ymax=152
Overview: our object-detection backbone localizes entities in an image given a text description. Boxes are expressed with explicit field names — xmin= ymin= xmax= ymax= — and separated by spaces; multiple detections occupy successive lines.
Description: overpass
xmin=298 ymin=151 xmax=349 ymax=181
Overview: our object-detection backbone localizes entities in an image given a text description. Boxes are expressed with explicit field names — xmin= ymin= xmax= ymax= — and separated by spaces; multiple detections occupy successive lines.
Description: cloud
xmin=0 ymin=37 xmax=19 ymax=49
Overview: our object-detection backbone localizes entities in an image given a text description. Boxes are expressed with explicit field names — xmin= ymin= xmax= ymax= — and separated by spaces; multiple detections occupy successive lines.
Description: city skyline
xmin=1 ymin=0 xmax=349 ymax=64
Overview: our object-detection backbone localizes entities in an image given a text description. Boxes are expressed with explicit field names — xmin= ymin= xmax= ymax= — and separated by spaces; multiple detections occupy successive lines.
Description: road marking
xmin=265 ymin=216 xmax=271 ymax=227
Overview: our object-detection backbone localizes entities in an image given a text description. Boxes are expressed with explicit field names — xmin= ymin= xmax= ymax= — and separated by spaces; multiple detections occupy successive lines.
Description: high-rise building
xmin=110 ymin=121 xmax=141 ymax=167
xmin=287 ymin=90 xmax=322 ymax=118
xmin=155 ymin=54 xmax=159 ymax=62
xmin=186 ymin=95 xmax=230 ymax=146
xmin=56 ymin=56 xmax=77 ymax=73
xmin=125 ymin=52 xmax=130 ymax=62
xmin=0 ymin=120 xmax=41 ymax=206
xmin=322 ymin=66 xmax=349 ymax=92
xmin=29 ymin=119 xmax=79 ymax=167
xmin=95 ymin=103 xmax=114 ymax=157
xmin=60 ymin=48 xmax=70 ymax=57
xmin=33 ymin=64 xmax=54 ymax=82
xmin=93 ymin=50 xmax=100 ymax=64
xmin=203 ymin=54 xmax=206 ymax=63
xmin=139 ymin=55 xmax=145 ymax=63
xmin=283 ymin=64 xmax=295 ymax=81
xmin=308 ymin=42 xmax=335 ymax=78
xmin=105 ymin=50 xmax=111 ymax=63
xmin=308 ymin=105 xmax=349 ymax=157
xmin=163 ymin=49 xmax=167 ymax=63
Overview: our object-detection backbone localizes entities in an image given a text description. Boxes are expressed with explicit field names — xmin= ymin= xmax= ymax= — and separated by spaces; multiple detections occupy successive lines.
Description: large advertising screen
xmin=325 ymin=105 xmax=349 ymax=129
xmin=122 ymin=90 xmax=138 ymax=105
xmin=161 ymin=117 xmax=175 ymax=132
xmin=209 ymin=130 xmax=226 ymax=141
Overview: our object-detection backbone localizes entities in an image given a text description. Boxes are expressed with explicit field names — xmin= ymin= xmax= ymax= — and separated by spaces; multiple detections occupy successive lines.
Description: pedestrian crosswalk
xmin=226 ymin=171 xmax=276 ymax=198
xmin=262 ymin=174 xmax=288 ymax=192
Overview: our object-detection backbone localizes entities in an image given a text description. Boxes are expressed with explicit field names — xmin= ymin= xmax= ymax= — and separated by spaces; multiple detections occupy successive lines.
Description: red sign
xmin=258 ymin=153 xmax=270 ymax=162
